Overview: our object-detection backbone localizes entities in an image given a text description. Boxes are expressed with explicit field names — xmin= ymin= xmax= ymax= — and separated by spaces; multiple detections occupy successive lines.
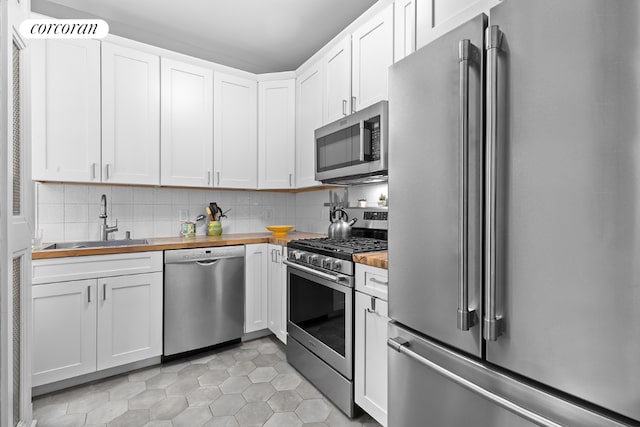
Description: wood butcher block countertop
xmin=32 ymin=232 xmax=325 ymax=260
xmin=352 ymin=251 xmax=388 ymax=269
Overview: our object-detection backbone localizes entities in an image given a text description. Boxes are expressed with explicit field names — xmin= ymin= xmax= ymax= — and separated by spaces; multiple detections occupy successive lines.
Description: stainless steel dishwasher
xmin=164 ymin=246 xmax=244 ymax=357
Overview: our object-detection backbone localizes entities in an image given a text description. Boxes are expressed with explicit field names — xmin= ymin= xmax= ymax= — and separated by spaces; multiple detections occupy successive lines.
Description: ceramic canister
xmin=181 ymin=221 xmax=196 ymax=237
xmin=208 ymin=221 xmax=222 ymax=236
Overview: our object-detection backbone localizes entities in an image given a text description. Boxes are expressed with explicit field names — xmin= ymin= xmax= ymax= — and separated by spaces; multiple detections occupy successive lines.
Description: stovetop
xmin=288 ymin=237 xmax=388 ymax=260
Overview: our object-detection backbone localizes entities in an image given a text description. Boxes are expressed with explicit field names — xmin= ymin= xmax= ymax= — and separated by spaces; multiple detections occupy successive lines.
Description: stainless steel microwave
xmin=314 ymin=100 xmax=388 ymax=184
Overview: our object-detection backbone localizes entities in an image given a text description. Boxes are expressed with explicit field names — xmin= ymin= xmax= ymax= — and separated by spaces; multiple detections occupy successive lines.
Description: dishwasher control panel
xmin=164 ymin=245 xmax=245 ymax=263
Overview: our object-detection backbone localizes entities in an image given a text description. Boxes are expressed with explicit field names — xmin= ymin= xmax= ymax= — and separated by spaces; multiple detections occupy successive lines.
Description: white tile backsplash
xmin=34 ymin=182 xmax=388 ymax=243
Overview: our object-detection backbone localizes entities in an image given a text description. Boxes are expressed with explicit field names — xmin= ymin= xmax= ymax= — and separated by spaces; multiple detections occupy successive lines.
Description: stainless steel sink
xmin=40 ymin=238 xmax=149 ymax=250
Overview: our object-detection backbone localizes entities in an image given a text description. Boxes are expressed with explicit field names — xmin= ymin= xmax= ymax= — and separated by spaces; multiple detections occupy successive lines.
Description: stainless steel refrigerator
xmin=387 ymin=0 xmax=640 ymax=426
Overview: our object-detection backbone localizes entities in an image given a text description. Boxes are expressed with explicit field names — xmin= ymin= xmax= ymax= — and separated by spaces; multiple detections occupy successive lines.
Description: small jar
xmin=181 ymin=222 xmax=196 ymax=238
xmin=208 ymin=220 xmax=222 ymax=236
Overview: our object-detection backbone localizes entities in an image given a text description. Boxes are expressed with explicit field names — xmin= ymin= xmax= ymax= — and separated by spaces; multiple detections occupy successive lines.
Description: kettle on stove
xmin=328 ymin=208 xmax=357 ymax=240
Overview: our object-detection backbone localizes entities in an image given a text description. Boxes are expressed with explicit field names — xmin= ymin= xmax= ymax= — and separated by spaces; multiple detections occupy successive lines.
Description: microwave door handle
xmin=359 ymin=121 xmax=365 ymax=161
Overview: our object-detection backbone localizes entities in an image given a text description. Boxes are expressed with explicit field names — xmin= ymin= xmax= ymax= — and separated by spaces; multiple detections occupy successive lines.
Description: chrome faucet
xmin=99 ymin=194 xmax=118 ymax=240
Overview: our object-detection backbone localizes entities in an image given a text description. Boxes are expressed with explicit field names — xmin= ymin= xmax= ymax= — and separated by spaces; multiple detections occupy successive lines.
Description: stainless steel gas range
xmin=285 ymin=207 xmax=387 ymax=417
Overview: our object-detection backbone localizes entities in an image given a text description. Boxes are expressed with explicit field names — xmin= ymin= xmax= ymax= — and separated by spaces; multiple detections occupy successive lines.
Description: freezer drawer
xmin=388 ymin=323 xmax=630 ymax=427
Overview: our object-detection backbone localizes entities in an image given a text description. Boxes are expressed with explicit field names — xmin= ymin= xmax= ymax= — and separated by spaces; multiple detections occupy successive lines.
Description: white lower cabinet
xmin=97 ymin=273 xmax=163 ymax=370
xmin=32 ymin=280 xmax=97 ymax=386
xmin=245 ymin=244 xmax=269 ymax=333
xmin=267 ymin=244 xmax=287 ymax=344
xmin=355 ymin=264 xmax=389 ymax=427
xmin=32 ymin=252 xmax=163 ymax=387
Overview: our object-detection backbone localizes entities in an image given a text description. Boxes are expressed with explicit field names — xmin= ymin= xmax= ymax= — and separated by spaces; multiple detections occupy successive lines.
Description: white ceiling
xmin=31 ymin=0 xmax=378 ymax=73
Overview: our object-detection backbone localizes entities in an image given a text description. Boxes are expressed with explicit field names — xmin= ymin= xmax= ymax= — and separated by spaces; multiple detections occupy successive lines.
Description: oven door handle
xmin=284 ymin=259 xmax=342 ymax=283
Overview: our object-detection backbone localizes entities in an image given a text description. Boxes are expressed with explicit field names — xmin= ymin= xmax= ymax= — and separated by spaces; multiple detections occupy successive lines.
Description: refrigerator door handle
xmin=484 ymin=25 xmax=504 ymax=341
xmin=387 ymin=336 xmax=563 ymax=427
xmin=457 ymin=39 xmax=478 ymax=332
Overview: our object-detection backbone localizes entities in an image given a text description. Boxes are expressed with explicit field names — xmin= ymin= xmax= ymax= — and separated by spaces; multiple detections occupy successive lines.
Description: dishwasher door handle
xmin=196 ymin=260 xmax=220 ymax=266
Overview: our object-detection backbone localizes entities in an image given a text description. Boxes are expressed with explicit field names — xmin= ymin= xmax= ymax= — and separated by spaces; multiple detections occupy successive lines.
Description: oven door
xmin=286 ymin=261 xmax=353 ymax=379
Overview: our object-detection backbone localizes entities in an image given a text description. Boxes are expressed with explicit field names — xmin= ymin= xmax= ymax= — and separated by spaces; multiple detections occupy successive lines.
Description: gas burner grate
xmin=290 ymin=237 xmax=387 ymax=254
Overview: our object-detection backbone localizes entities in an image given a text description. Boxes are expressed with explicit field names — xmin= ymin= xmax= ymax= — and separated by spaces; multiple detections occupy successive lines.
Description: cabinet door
xmin=258 ymin=80 xmax=295 ymax=189
xmin=323 ymin=36 xmax=351 ymax=124
xmin=214 ymin=72 xmax=258 ymax=189
xmin=32 ymin=280 xmax=97 ymax=386
xmin=161 ymin=58 xmax=214 ymax=187
xmin=267 ymin=244 xmax=287 ymax=344
xmin=101 ymin=42 xmax=160 ymax=185
xmin=97 ymin=272 xmax=163 ymax=370
xmin=351 ymin=5 xmax=394 ymax=112
xmin=394 ymin=0 xmax=417 ymax=62
xmin=416 ymin=0 xmax=498 ymax=49
xmin=295 ymin=63 xmax=323 ymax=188
xmin=32 ymin=39 xmax=101 ymax=183
xmin=355 ymin=291 xmax=389 ymax=427
xmin=245 ymin=244 xmax=268 ymax=333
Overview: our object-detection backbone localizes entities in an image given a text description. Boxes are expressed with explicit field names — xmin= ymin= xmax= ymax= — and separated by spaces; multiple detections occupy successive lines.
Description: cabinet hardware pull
xmin=87 ymin=286 xmax=91 ymax=303
xmin=90 ymin=163 xmax=96 ymax=180
xmin=103 ymin=283 xmax=107 ymax=300
xmin=289 ymin=173 xmax=293 ymax=187
xmin=351 ymin=96 xmax=356 ymax=113
xmin=216 ymin=171 xmax=220 ymax=185
xmin=208 ymin=171 xmax=212 ymax=186
xmin=342 ymin=99 xmax=347 ymax=116
xmin=369 ymin=277 xmax=388 ymax=286
xmin=105 ymin=163 xmax=110 ymax=180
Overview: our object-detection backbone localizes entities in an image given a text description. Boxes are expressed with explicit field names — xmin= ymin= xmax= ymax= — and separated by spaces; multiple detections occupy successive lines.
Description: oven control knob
xmin=308 ymin=255 xmax=319 ymax=265
xmin=333 ymin=261 xmax=343 ymax=271
xmin=320 ymin=257 xmax=332 ymax=269
xmin=291 ymin=251 xmax=302 ymax=260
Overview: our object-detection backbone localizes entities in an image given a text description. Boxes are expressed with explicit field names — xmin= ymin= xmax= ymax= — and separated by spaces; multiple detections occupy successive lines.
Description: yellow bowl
xmin=265 ymin=225 xmax=294 ymax=237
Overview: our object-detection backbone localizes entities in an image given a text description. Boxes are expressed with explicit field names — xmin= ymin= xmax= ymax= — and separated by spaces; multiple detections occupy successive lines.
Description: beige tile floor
xmin=32 ymin=336 xmax=381 ymax=427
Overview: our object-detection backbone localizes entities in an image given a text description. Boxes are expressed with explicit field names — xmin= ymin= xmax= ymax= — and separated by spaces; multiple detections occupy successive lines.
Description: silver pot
xmin=328 ymin=208 xmax=357 ymax=240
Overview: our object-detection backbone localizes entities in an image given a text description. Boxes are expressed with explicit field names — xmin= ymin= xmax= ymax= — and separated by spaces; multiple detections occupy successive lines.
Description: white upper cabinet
xmin=101 ymin=42 xmax=160 ymax=185
xmin=32 ymin=39 xmax=101 ymax=183
xmin=295 ymin=62 xmax=323 ymax=188
xmin=351 ymin=4 xmax=394 ymax=112
xmin=258 ymin=79 xmax=295 ymax=189
xmin=214 ymin=72 xmax=258 ymax=189
xmin=323 ymin=35 xmax=352 ymax=124
xmin=417 ymin=0 xmax=500 ymax=49
xmin=160 ymin=58 xmax=214 ymax=187
xmin=394 ymin=0 xmax=417 ymax=62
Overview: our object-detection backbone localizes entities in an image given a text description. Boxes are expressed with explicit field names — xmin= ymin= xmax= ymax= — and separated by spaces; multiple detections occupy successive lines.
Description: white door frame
xmin=1 ymin=0 xmax=33 ymax=425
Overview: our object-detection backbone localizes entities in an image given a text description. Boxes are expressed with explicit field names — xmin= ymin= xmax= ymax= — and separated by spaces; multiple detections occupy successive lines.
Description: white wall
xmin=34 ymin=182 xmax=388 ymax=242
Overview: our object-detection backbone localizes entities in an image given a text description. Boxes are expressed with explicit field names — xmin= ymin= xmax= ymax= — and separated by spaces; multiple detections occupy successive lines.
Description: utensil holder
xmin=208 ymin=220 xmax=222 ymax=236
